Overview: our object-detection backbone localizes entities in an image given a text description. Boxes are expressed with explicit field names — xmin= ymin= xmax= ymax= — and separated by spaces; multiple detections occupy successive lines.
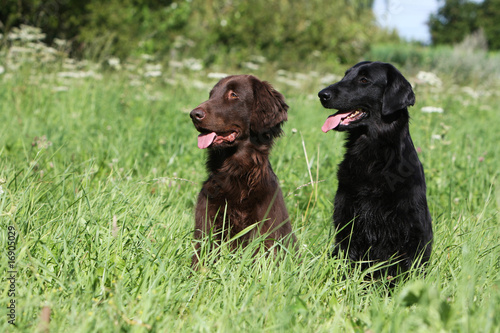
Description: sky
xmin=373 ymin=0 xmax=440 ymax=43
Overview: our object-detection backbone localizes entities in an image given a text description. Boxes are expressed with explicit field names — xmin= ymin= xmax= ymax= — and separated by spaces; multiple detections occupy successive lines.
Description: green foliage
xmin=429 ymin=0 xmax=500 ymax=50
xmin=479 ymin=0 xmax=500 ymax=50
xmin=0 ymin=0 xmax=388 ymax=66
xmin=429 ymin=0 xmax=480 ymax=45
xmin=0 ymin=0 xmax=87 ymax=42
xmin=183 ymin=0 xmax=377 ymax=67
xmin=79 ymin=0 xmax=192 ymax=59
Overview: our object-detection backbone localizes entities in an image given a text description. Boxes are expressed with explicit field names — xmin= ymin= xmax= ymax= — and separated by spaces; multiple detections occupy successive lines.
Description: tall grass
xmin=0 ymin=54 xmax=499 ymax=332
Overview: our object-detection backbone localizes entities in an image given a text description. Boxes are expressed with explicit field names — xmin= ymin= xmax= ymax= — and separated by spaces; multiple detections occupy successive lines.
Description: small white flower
xmin=144 ymin=71 xmax=162 ymax=78
xmin=320 ymin=74 xmax=342 ymax=85
xmin=250 ymin=55 xmax=267 ymax=64
xmin=421 ymin=106 xmax=444 ymax=113
xmin=0 ymin=66 xmax=4 ymax=75
xmin=416 ymin=71 xmax=442 ymax=87
xmin=140 ymin=54 xmax=154 ymax=61
xmin=57 ymin=71 xmax=99 ymax=79
xmin=145 ymin=64 xmax=162 ymax=71
xmin=220 ymin=19 xmax=228 ymax=27
xmin=0 ymin=185 xmax=4 ymax=196
xmin=52 ymin=86 xmax=69 ymax=92
xmin=183 ymin=58 xmax=203 ymax=71
xmin=207 ymin=72 xmax=228 ymax=79
xmin=243 ymin=62 xmax=259 ymax=71
xmin=107 ymin=57 xmax=121 ymax=70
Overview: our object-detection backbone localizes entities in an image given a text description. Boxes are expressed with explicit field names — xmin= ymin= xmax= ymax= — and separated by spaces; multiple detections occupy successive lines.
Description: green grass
xmin=0 ymin=60 xmax=499 ymax=332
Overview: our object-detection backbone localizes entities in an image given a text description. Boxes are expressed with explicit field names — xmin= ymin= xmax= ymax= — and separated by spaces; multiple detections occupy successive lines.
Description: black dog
xmin=318 ymin=61 xmax=433 ymax=278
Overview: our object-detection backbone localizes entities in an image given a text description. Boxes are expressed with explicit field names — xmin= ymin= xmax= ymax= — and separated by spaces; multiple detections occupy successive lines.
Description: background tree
xmin=429 ymin=0 xmax=500 ymax=50
xmin=428 ymin=0 xmax=481 ymax=45
xmin=0 ymin=0 xmax=394 ymax=65
xmin=479 ymin=0 xmax=500 ymax=49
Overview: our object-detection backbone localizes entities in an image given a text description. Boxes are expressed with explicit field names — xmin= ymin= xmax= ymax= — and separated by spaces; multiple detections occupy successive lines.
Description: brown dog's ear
xmin=382 ymin=64 xmax=415 ymax=116
xmin=250 ymin=77 xmax=288 ymax=137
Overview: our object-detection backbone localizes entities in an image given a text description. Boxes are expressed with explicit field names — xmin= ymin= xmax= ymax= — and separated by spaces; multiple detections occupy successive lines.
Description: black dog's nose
xmin=190 ymin=108 xmax=206 ymax=121
xmin=318 ymin=89 xmax=332 ymax=102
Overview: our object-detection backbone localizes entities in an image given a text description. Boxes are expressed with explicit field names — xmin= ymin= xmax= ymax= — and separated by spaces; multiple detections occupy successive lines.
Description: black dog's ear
xmin=382 ymin=64 xmax=415 ymax=116
xmin=251 ymin=77 xmax=288 ymax=136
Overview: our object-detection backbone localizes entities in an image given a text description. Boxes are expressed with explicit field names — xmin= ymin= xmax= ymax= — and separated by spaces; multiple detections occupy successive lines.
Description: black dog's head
xmin=190 ymin=75 xmax=288 ymax=149
xmin=318 ymin=61 xmax=415 ymax=133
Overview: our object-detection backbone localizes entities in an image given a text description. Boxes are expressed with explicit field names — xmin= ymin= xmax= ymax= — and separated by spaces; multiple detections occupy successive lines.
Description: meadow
xmin=0 ymin=47 xmax=499 ymax=332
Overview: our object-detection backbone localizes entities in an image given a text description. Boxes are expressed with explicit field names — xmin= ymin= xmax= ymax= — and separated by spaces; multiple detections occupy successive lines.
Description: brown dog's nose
xmin=190 ymin=108 xmax=206 ymax=121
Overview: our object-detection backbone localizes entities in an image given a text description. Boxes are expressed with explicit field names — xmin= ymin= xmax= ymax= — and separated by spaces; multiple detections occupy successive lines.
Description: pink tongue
xmin=321 ymin=114 xmax=343 ymax=133
xmin=197 ymin=132 xmax=217 ymax=149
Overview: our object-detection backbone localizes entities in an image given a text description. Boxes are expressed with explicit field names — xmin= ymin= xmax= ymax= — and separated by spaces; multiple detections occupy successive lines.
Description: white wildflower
xmin=53 ymin=38 xmax=67 ymax=47
xmin=8 ymin=25 xmax=45 ymax=42
xmin=421 ymin=106 xmax=444 ymax=113
xmin=207 ymin=72 xmax=228 ymax=79
xmin=416 ymin=71 xmax=442 ymax=87
xmin=295 ymin=72 xmax=311 ymax=81
xmin=57 ymin=71 xmax=97 ymax=79
xmin=169 ymin=60 xmax=183 ymax=69
xmin=220 ymin=19 xmax=228 ymax=27
xmin=461 ymin=87 xmax=480 ymax=99
xmin=140 ymin=54 xmax=154 ymax=61
xmin=276 ymin=76 xmax=301 ymax=88
xmin=129 ymin=79 xmax=143 ymax=87
xmin=320 ymin=74 xmax=342 ymax=85
xmin=107 ymin=57 xmax=121 ymax=70
xmin=191 ymin=80 xmax=207 ymax=89
xmin=9 ymin=46 xmax=35 ymax=54
xmin=144 ymin=71 xmax=162 ymax=78
xmin=250 ymin=55 xmax=267 ymax=64
xmin=277 ymin=69 xmax=290 ymax=77
xmin=183 ymin=58 xmax=203 ymax=71
xmin=0 ymin=65 xmax=4 ymax=75
xmin=431 ymin=134 xmax=442 ymax=141
xmin=52 ymin=86 xmax=69 ymax=92
xmin=145 ymin=64 xmax=162 ymax=72
xmin=243 ymin=62 xmax=259 ymax=71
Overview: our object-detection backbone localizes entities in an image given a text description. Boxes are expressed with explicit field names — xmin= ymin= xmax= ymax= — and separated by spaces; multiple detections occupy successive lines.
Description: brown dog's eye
xmin=359 ymin=77 xmax=369 ymax=84
xmin=228 ymin=91 xmax=239 ymax=99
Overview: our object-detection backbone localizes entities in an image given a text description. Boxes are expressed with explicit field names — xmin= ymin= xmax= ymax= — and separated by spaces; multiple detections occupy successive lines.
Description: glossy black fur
xmin=318 ymin=62 xmax=433 ymax=277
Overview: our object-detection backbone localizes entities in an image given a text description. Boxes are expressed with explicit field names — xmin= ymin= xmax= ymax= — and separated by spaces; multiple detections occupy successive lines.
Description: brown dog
xmin=190 ymin=75 xmax=295 ymax=267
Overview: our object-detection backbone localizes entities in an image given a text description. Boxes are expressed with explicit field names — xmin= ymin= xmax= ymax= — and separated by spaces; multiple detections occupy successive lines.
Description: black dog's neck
xmin=345 ymin=108 xmax=410 ymax=151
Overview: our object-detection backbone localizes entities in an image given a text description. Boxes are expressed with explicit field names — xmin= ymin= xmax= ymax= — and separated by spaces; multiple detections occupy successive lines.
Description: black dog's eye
xmin=228 ymin=91 xmax=239 ymax=99
xmin=359 ymin=77 xmax=369 ymax=84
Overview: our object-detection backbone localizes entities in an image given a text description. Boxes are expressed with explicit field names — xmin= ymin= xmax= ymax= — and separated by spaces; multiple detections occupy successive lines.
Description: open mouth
xmin=197 ymin=130 xmax=239 ymax=149
xmin=321 ymin=109 xmax=367 ymax=133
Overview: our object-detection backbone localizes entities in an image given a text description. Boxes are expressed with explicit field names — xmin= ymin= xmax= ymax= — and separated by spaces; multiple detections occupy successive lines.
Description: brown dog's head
xmin=190 ymin=75 xmax=288 ymax=149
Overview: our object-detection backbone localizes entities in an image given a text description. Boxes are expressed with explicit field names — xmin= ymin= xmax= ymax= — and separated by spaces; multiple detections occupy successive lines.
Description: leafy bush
xmin=0 ymin=0 xmax=390 ymax=67
xmin=182 ymin=0 xmax=378 ymax=67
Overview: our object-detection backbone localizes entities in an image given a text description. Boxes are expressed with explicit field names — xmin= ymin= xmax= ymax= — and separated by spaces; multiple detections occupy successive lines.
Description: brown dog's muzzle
xmin=190 ymin=108 xmax=206 ymax=123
